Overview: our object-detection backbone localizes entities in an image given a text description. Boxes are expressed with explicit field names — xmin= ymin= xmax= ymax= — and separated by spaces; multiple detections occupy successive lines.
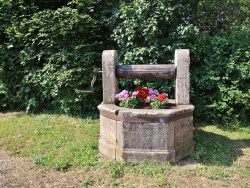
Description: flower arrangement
xmin=115 ymin=86 xmax=168 ymax=109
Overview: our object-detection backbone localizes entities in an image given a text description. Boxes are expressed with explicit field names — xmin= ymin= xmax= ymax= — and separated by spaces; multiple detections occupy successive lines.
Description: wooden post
xmin=117 ymin=64 xmax=175 ymax=79
xmin=175 ymin=49 xmax=190 ymax=105
xmin=102 ymin=50 xmax=118 ymax=104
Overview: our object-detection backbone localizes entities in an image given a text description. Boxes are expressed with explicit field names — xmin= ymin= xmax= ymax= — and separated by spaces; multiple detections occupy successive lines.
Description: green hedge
xmin=191 ymin=27 xmax=250 ymax=125
xmin=112 ymin=0 xmax=250 ymax=125
xmin=0 ymin=0 xmax=112 ymax=115
xmin=0 ymin=0 xmax=249 ymax=125
xmin=112 ymin=0 xmax=198 ymax=98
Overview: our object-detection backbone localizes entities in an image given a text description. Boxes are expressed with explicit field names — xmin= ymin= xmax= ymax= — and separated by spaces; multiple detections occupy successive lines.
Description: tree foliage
xmin=191 ymin=27 xmax=250 ymax=125
xmin=112 ymin=0 xmax=199 ymax=96
xmin=112 ymin=0 xmax=250 ymax=125
xmin=113 ymin=0 xmax=198 ymax=65
xmin=0 ymin=0 xmax=112 ymax=114
xmin=0 ymin=0 xmax=249 ymax=125
xmin=192 ymin=0 xmax=250 ymax=35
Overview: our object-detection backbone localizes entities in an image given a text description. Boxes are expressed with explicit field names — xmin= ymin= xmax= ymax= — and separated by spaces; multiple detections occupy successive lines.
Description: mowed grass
xmin=0 ymin=112 xmax=99 ymax=170
xmin=0 ymin=112 xmax=250 ymax=187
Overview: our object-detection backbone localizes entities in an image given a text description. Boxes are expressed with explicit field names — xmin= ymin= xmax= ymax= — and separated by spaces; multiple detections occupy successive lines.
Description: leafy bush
xmin=113 ymin=1 xmax=250 ymax=125
xmin=191 ymin=0 xmax=250 ymax=35
xmin=0 ymin=1 xmax=111 ymax=114
xmin=191 ymin=27 xmax=250 ymax=125
xmin=112 ymin=0 xmax=198 ymax=97
xmin=0 ymin=0 xmax=249 ymax=126
xmin=113 ymin=0 xmax=198 ymax=64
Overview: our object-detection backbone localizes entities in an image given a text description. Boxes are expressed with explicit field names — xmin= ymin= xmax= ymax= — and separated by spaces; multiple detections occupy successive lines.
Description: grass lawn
xmin=0 ymin=112 xmax=249 ymax=187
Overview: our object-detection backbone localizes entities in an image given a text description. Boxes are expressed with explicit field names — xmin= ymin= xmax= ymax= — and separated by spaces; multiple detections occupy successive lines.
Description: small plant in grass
xmin=33 ymin=154 xmax=51 ymax=166
xmin=109 ymin=162 xmax=125 ymax=178
xmin=137 ymin=160 xmax=171 ymax=176
xmin=109 ymin=162 xmax=126 ymax=186
xmin=79 ymin=178 xmax=96 ymax=188
xmin=55 ymin=156 xmax=72 ymax=171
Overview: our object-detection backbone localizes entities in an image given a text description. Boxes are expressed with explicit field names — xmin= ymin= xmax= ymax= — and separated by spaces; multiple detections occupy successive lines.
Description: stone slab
xmin=175 ymin=49 xmax=190 ymax=105
xmin=102 ymin=50 xmax=118 ymax=104
xmin=119 ymin=149 xmax=176 ymax=164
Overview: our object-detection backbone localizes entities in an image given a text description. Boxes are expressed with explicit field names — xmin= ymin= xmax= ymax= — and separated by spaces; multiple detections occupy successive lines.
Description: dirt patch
xmin=1 ymin=112 xmax=25 ymax=118
xmin=1 ymin=148 xmax=250 ymax=187
xmin=236 ymin=148 xmax=250 ymax=168
xmin=0 ymin=148 xmax=92 ymax=188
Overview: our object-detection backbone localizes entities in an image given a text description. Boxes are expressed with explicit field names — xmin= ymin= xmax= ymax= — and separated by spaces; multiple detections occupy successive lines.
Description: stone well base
xmin=98 ymin=101 xmax=195 ymax=164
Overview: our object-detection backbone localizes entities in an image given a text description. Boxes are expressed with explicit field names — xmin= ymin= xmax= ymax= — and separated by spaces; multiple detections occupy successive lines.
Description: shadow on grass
xmin=193 ymin=129 xmax=250 ymax=166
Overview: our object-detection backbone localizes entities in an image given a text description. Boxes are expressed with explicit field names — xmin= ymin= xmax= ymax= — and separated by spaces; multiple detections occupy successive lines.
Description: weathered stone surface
xmin=98 ymin=115 xmax=116 ymax=159
xmin=102 ymin=50 xmax=118 ymax=104
xmin=175 ymin=140 xmax=194 ymax=161
xmin=121 ymin=122 xmax=174 ymax=150
xmin=98 ymin=100 xmax=195 ymax=118
xmin=99 ymin=140 xmax=116 ymax=160
xmin=175 ymin=49 xmax=190 ymax=105
xmin=120 ymin=149 xmax=175 ymax=164
xmin=173 ymin=116 xmax=193 ymax=146
xmin=99 ymin=115 xmax=117 ymax=145
xmin=98 ymin=104 xmax=194 ymax=164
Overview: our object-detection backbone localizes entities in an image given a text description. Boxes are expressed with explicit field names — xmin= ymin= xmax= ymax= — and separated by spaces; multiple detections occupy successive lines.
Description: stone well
xmin=98 ymin=101 xmax=194 ymax=164
xmin=98 ymin=50 xmax=194 ymax=164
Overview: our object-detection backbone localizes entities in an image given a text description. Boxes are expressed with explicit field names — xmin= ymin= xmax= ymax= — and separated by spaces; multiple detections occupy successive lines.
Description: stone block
xmin=173 ymin=116 xmax=193 ymax=147
xmin=175 ymin=49 xmax=190 ymax=105
xmin=120 ymin=149 xmax=176 ymax=164
xmin=175 ymin=140 xmax=194 ymax=161
xmin=102 ymin=50 xmax=118 ymax=104
xmin=120 ymin=122 xmax=174 ymax=150
xmin=98 ymin=115 xmax=117 ymax=159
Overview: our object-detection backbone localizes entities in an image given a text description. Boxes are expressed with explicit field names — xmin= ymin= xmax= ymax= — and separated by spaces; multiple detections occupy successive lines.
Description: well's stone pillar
xmin=175 ymin=49 xmax=190 ymax=105
xmin=102 ymin=50 xmax=118 ymax=104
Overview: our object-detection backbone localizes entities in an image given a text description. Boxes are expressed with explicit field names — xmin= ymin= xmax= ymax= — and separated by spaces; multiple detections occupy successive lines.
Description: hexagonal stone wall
xmin=98 ymin=101 xmax=194 ymax=164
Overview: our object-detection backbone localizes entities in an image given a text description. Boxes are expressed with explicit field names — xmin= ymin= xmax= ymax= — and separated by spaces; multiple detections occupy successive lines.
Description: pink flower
xmin=132 ymin=91 xmax=139 ymax=96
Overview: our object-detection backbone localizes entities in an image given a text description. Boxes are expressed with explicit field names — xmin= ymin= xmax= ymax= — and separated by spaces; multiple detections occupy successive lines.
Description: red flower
xmin=136 ymin=86 xmax=142 ymax=91
xmin=143 ymin=88 xmax=149 ymax=95
xmin=141 ymin=93 xmax=148 ymax=100
xmin=158 ymin=93 xmax=166 ymax=101
xmin=136 ymin=86 xmax=149 ymax=100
